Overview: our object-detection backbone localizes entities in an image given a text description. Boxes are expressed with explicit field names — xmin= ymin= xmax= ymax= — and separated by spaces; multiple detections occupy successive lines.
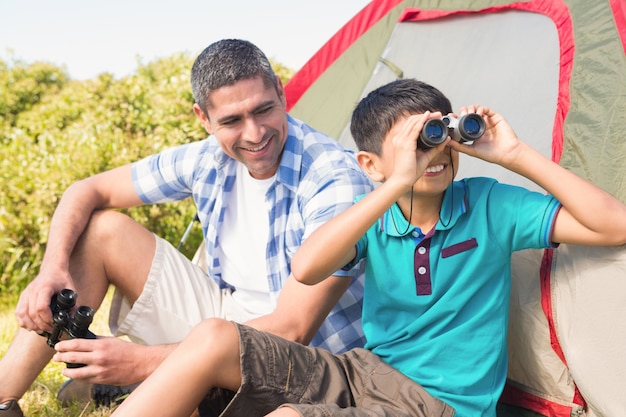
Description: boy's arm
xmin=505 ymin=143 xmax=626 ymax=246
xmin=292 ymin=112 xmax=449 ymax=285
xmin=450 ymin=106 xmax=626 ymax=246
xmin=291 ymin=180 xmax=402 ymax=285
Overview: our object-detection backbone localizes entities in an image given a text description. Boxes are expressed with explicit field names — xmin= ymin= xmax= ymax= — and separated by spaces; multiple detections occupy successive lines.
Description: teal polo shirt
xmin=350 ymin=177 xmax=560 ymax=417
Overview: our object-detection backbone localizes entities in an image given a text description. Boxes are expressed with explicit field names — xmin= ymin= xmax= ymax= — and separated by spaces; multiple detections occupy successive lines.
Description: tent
xmin=283 ymin=1 xmax=626 ymax=416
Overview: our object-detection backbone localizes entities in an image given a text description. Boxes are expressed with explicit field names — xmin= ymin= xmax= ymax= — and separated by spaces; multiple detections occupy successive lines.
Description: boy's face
xmin=194 ymin=75 xmax=288 ymax=180
xmin=380 ymin=115 xmax=458 ymax=195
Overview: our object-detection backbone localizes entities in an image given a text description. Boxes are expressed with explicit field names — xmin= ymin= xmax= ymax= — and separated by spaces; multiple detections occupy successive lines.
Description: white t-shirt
xmin=218 ymin=163 xmax=274 ymax=317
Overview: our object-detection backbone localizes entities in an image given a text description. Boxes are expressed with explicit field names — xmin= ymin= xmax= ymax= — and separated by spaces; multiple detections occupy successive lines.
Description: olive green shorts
xmin=199 ymin=323 xmax=455 ymax=417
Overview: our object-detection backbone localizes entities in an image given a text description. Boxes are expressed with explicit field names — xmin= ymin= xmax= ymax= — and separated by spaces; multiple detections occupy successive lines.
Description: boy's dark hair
xmin=350 ymin=79 xmax=453 ymax=155
xmin=191 ymin=39 xmax=278 ymax=113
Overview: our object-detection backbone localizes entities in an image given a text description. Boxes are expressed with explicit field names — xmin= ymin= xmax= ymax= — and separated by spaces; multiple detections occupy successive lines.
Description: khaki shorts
xmin=198 ymin=323 xmax=455 ymax=417
xmin=108 ymin=236 xmax=256 ymax=345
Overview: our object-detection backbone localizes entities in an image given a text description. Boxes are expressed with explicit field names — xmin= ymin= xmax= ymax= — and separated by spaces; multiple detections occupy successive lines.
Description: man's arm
xmin=244 ymin=274 xmax=351 ymax=345
xmin=54 ymin=275 xmax=351 ymax=386
xmin=16 ymin=164 xmax=144 ymax=332
xmin=54 ymin=337 xmax=177 ymax=386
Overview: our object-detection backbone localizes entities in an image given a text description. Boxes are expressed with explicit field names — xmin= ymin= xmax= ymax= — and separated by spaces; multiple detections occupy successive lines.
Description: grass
xmin=1 ymin=288 xmax=119 ymax=416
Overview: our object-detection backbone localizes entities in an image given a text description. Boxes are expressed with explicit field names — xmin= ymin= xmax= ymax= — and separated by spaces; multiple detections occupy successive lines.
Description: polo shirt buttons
xmin=413 ymin=240 xmax=432 ymax=295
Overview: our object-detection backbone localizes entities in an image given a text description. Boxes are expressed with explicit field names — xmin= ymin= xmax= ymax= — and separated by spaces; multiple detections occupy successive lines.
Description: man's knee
xmin=72 ymin=210 xmax=155 ymax=302
xmin=84 ymin=210 xmax=140 ymax=242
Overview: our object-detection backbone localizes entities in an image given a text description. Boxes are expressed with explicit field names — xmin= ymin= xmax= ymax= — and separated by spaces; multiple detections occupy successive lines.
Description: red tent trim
xmin=500 ymin=383 xmax=577 ymax=417
xmin=398 ymin=0 xmax=574 ymax=164
xmin=284 ymin=0 xmax=403 ymax=111
xmin=610 ymin=0 xmax=626 ymax=54
xmin=538 ymin=249 xmax=587 ymax=412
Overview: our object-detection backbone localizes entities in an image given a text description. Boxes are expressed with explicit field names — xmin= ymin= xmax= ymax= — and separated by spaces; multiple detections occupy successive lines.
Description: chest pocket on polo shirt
xmin=441 ymin=238 xmax=478 ymax=258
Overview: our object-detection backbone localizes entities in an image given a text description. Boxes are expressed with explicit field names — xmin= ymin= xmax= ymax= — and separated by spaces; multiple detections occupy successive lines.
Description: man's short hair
xmin=191 ymin=39 xmax=278 ymax=113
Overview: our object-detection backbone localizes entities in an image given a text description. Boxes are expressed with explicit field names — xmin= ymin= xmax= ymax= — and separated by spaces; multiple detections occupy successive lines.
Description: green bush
xmin=0 ymin=59 xmax=68 ymax=131
xmin=0 ymin=53 xmax=294 ymax=295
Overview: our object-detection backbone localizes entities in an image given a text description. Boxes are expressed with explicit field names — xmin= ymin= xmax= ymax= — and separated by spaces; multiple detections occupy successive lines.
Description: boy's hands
xmin=448 ymin=105 xmax=524 ymax=167
xmin=389 ymin=112 xmax=451 ymax=188
xmin=388 ymin=106 xmax=526 ymax=189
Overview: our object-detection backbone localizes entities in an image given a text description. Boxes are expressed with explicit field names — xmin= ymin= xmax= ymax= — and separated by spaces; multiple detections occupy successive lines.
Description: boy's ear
xmin=357 ymin=151 xmax=385 ymax=183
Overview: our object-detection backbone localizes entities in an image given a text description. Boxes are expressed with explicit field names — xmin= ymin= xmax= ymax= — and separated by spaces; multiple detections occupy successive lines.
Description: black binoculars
xmin=45 ymin=289 xmax=96 ymax=368
xmin=419 ymin=113 xmax=486 ymax=148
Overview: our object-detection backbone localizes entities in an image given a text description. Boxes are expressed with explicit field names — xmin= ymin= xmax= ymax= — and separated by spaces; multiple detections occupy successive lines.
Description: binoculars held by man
xmin=44 ymin=288 xmax=96 ymax=368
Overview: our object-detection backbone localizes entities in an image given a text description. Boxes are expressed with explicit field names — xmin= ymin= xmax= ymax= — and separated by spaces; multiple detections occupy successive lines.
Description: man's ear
xmin=193 ymin=103 xmax=213 ymax=134
xmin=275 ymin=75 xmax=286 ymax=108
xmin=357 ymin=151 xmax=385 ymax=183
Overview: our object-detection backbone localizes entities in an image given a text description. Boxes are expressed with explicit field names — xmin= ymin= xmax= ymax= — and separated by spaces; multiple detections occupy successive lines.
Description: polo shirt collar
xmin=381 ymin=181 xmax=468 ymax=237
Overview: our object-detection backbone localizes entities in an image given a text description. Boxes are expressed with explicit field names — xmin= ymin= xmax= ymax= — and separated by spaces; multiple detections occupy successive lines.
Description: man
xmin=0 ymin=39 xmax=372 ymax=416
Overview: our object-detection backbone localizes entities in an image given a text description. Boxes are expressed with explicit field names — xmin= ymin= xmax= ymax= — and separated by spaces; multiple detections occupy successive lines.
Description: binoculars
xmin=419 ymin=113 xmax=486 ymax=148
xmin=46 ymin=289 xmax=96 ymax=368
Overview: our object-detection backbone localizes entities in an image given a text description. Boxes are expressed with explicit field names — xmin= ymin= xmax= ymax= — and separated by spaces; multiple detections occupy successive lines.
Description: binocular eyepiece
xmin=419 ymin=113 xmax=486 ymax=149
xmin=46 ymin=289 xmax=96 ymax=368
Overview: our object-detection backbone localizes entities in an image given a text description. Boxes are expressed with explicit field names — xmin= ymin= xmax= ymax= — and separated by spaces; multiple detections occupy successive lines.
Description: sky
xmin=0 ymin=0 xmax=371 ymax=80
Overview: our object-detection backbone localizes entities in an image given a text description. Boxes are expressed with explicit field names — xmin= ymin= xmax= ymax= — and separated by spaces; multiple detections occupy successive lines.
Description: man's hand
xmin=15 ymin=267 xmax=75 ymax=334
xmin=53 ymin=336 xmax=175 ymax=386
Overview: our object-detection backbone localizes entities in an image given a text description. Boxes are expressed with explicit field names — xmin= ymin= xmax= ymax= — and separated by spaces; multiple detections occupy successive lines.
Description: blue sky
xmin=0 ymin=0 xmax=370 ymax=80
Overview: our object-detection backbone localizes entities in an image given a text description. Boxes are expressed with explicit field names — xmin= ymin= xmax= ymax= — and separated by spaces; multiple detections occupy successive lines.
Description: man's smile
xmin=241 ymin=136 xmax=272 ymax=153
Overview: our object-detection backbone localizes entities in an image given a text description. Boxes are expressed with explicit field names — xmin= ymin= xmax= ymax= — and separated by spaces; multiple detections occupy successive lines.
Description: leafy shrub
xmin=0 ymin=59 xmax=68 ymax=131
xmin=0 ymin=53 xmax=294 ymax=294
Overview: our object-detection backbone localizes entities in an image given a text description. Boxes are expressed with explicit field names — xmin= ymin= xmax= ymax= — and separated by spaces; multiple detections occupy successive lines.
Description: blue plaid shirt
xmin=131 ymin=115 xmax=373 ymax=353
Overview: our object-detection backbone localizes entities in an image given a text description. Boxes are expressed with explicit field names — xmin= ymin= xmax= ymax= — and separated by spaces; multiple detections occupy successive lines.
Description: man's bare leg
xmin=0 ymin=210 xmax=155 ymax=404
xmin=0 ymin=329 xmax=54 ymax=405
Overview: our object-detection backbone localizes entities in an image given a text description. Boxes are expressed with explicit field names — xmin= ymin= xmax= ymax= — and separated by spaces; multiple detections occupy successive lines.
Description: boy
xmin=110 ymin=79 xmax=626 ymax=417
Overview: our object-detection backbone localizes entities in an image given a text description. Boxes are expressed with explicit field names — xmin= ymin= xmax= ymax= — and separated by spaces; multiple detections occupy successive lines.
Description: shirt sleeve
xmin=299 ymin=167 xmax=373 ymax=278
xmin=487 ymin=180 xmax=562 ymax=251
xmin=339 ymin=194 xmax=370 ymax=272
xmin=132 ymin=141 xmax=205 ymax=203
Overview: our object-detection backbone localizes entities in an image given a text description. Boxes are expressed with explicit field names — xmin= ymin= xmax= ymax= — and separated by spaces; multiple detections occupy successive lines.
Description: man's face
xmin=195 ymin=76 xmax=288 ymax=179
